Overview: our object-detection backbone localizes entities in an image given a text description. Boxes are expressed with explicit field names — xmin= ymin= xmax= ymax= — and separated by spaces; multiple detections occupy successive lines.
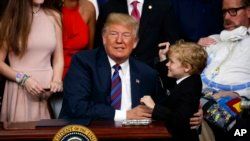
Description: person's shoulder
xmin=79 ymin=0 xmax=96 ymax=22
xmin=184 ymin=74 xmax=202 ymax=86
xmin=44 ymin=8 xmax=62 ymax=26
xmin=74 ymin=48 xmax=98 ymax=59
xmin=189 ymin=74 xmax=202 ymax=81
xmin=45 ymin=8 xmax=61 ymax=19
xmin=79 ymin=0 xmax=95 ymax=14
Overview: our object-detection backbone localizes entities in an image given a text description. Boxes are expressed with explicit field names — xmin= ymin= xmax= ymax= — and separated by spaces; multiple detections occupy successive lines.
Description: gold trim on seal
xmin=53 ymin=125 xmax=98 ymax=141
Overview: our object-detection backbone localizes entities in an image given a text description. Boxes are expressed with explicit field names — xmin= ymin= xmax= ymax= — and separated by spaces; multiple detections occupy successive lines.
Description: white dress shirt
xmin=176 ymin=75 xmax=190 ymax=85
xmin=127 ymin=0 xmax=144 ymax=17
xmin=108 ymin=57 xmax=132 ymax=121
xmin=202 ymin=27 xmax=250 ymax=98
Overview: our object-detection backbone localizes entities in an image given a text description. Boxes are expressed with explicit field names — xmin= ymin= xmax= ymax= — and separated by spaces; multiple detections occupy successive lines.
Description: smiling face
xmin=102 ymin=24 xmax=138 ymax=64
xmin=166 ymin=53 xmax=190 ymax=79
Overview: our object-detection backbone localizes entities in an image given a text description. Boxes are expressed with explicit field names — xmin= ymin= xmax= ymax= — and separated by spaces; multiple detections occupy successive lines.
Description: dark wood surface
xmin=0 ymin=120 xmax=171 ymax=140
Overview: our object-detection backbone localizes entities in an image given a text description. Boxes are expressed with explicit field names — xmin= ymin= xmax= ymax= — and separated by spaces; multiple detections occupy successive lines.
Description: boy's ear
xmin=184 ymin=64 xmax=192 ymax=73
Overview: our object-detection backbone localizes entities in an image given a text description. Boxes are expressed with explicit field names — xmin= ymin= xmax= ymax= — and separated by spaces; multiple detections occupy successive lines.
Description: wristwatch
xmin=16 ymin=72 xmax=24 ymax=84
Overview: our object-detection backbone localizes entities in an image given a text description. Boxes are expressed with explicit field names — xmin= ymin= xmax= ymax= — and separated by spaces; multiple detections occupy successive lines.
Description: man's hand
xmin=197 ymin=37 xmax=216 ymax=47
xmin=190 ymin=108 xmax=203 ymax=129
xmin=212 ymin=91 xmax=240 ymax=100
xmin=127 ymin=105 xmax=152 ymax=120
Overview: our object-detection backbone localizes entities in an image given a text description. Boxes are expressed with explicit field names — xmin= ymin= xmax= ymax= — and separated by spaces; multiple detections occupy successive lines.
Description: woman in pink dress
xmin=0 ymin=0 xmax=64 ymax=122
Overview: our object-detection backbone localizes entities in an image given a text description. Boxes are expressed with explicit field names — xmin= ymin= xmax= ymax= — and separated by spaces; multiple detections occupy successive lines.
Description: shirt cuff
xmin=114 ymin=110 xmax=126 ymax=121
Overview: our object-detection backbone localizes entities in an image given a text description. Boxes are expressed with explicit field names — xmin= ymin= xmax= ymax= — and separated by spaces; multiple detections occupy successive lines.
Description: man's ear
xmin=133 ymin=38 xmax=139 ymax=49
xmin=247 ymin=7 xmax=250 ymax=19
xmin=102 ymin=35 xmax=106 ymax=45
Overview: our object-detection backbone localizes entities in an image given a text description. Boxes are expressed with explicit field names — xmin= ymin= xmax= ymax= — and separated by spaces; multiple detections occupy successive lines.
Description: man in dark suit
xmin=59 ymin=13 xmax=162 ymax=123
xmin=95 ymin=0 xmax=180 ymax=68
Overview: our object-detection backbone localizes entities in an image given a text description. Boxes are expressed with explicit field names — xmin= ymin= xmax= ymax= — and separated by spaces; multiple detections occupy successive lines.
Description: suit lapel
xmin=129 ymin=58 xmax=142 ymax=108
xmin=97 ymin=48 xmax=111 ymax=100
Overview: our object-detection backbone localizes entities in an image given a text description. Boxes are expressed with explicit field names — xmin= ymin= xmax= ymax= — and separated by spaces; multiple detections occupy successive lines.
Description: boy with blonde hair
xmin=141 ymin=41 xmax=207 ymax=141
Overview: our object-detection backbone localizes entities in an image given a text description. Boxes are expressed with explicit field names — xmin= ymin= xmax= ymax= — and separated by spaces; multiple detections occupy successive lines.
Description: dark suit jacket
xmin=153 ymin=74 xmax=202 ymax=141
xmin=59 ymin=47 xmax=163 ymax=124
xmin=95 ymin=0 xmax=180 ymax=67
xmin=170 ymin=0 xmax=223 ymax=42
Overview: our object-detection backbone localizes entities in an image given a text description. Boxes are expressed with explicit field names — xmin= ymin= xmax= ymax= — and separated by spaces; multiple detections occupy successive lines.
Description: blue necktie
xmin=111 ymin=64 xmax=122 ymax=110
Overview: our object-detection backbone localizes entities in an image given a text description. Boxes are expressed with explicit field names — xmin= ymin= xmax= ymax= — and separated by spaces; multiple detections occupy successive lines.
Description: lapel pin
xmin=148 ymin=5 xmax=152 ymax=10
xmin=136 ymin=79 xmax=140 ymax=84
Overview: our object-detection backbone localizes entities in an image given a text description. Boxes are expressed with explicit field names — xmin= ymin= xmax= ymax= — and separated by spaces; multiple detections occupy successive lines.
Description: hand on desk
xmin=127 ymin=105 xmax=152 ymax=120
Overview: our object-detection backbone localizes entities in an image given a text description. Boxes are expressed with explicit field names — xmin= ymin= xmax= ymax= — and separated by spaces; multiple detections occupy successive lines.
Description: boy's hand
xmin=140 ymin=96 xmax=155 ymax=109
xmin=158 ymin=42 xmax=170 ymax=62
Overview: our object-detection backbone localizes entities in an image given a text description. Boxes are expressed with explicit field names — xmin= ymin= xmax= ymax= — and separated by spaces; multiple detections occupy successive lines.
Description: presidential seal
xmin=53 ymin=125 xmax=98 ymax=141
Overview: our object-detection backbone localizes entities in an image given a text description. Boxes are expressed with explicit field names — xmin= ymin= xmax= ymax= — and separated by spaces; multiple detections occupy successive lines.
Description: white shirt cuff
xmin=114 ymin=110 xmax=126 ymax=121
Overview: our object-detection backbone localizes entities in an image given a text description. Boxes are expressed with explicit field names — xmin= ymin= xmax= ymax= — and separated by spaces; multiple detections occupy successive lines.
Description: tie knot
xmin=113 ymin=64 xmax=121 ymax=71
xmin=131 ymin=1 xmax=139 ymax=7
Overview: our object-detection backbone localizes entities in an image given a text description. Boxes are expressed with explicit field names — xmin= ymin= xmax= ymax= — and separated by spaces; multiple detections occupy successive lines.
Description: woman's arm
xmin=0 ymin=45 xmax=45 ymax=95
xmin=80 ymin=0 xmax=96 ymax=49
xmin=0 ymin=46 xmax=16 ymax=81
xmin=50 ymin=10 xmax=64 ymax=92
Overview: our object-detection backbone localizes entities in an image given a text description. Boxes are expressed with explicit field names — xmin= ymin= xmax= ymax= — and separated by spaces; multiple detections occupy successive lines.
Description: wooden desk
xmin=0 ymin=120 xmax=171 ymax=140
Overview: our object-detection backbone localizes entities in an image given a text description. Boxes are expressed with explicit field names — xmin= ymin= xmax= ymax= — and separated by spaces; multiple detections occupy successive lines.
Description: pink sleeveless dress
xmin=1 ymin=10 xmax=56 ymax=122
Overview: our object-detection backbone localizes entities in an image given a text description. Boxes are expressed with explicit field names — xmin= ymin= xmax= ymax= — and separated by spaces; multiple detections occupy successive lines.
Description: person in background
xmin=170 ymin=0 xmax=223 ymax=42
xmin=62 ymin=0 xmax=96 ymax=78
xmin=141 ymin=41 xmax=207 ymax=141
xmin=50 ymin=0 xmax=96 ymax=119
xmin=198 ymin=0 xmax=250 ymax=140
xmin=0 ymin=0 xmax=64 ymax=122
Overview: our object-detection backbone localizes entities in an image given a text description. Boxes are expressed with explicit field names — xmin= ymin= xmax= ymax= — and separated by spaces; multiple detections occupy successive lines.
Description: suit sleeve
xmin=60 ymin=54 xmax=115 ymax=121
xmin=152 ymin=87 xmax=201 ymax=133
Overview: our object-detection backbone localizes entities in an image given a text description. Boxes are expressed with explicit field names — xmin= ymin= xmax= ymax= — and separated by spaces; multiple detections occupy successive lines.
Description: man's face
xmin=102 ymin=24 xmax=137 ymax=64
xmin=223 ymin=0 xmax=250 ymax=30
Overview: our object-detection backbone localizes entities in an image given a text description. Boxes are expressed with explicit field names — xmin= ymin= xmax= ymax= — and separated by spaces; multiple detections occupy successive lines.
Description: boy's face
xmin=166 ymin=53 xmax=190 ymax=79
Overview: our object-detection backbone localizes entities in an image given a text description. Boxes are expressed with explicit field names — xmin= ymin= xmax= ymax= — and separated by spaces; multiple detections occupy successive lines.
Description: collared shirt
xmin=127 ymin=0 xmax=144 ymax=17
xmin=176 ymin=75 xmax=190 ymax=85
xmin=203 ymin=27 xmax=250 ymax=98
xmin=108 ymin=57 xmax=132 ymax=121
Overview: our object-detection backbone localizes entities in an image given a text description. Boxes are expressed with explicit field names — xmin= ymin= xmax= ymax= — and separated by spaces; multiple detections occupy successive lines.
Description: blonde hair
xmin=168 ymin=40 xmax=207 ymax=75
xmin=102 ymin=13 xmax=139 ymax=37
